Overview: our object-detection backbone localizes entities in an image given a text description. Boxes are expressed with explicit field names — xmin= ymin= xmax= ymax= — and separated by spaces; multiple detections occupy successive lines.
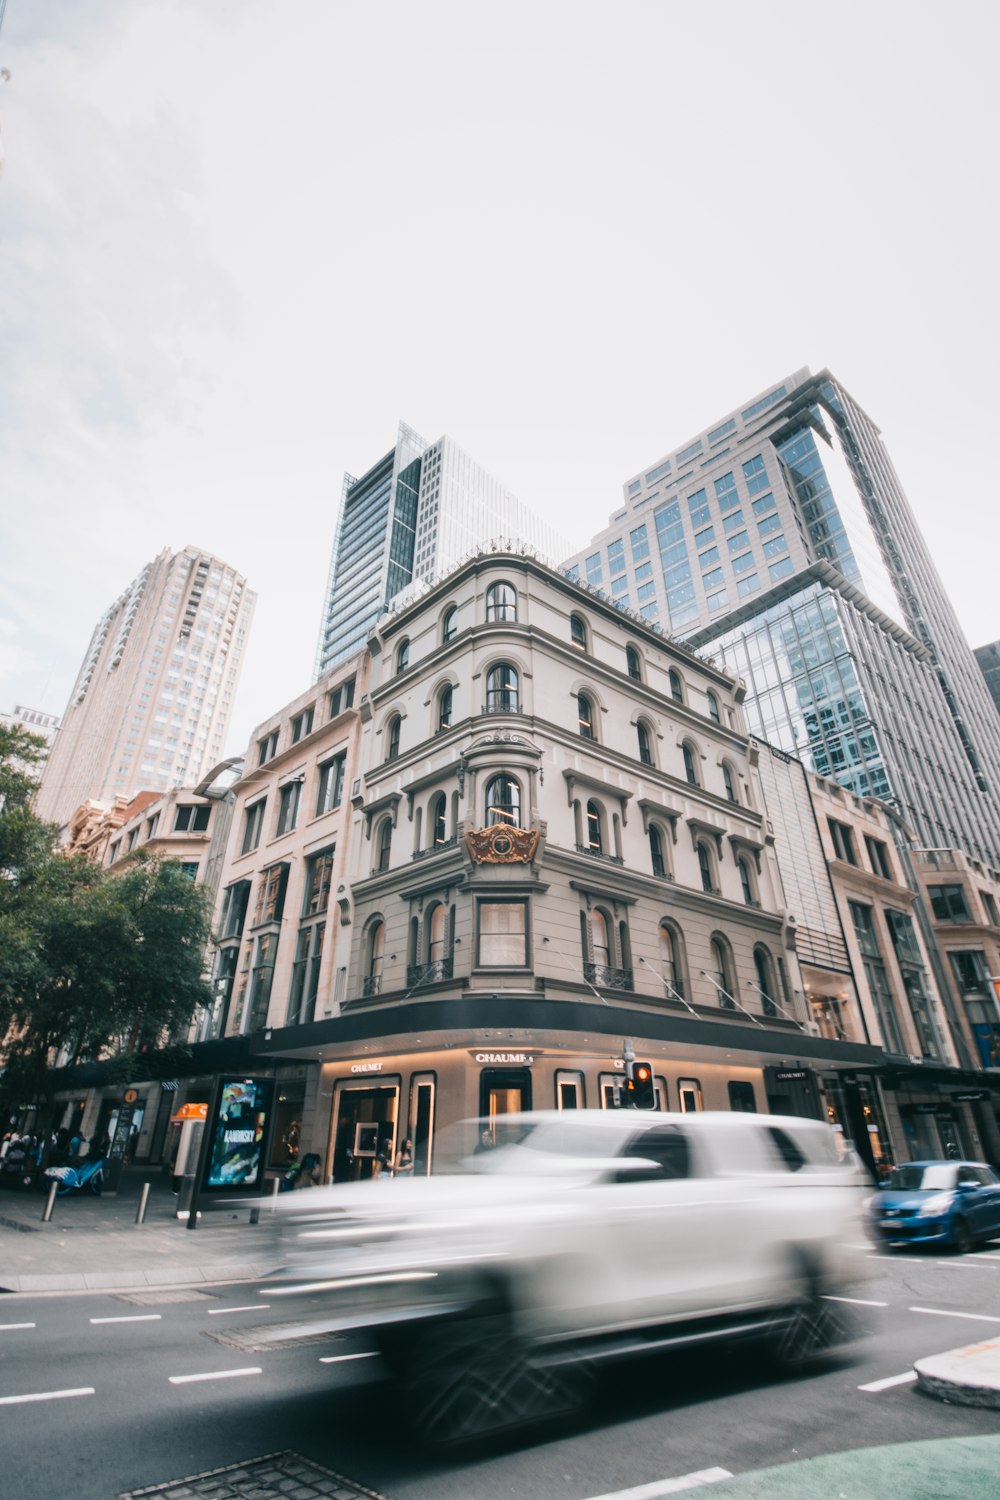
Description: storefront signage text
xmin=774 ymin=1070 xmax=809 ymax=1081
xmin=472 ymin=1051 xmax=535 ymax=1066
xmin=350 ymin=1062 xmax=384 ymax=1074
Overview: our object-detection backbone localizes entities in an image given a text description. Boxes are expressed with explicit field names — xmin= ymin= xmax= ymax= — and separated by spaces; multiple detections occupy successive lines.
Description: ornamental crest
xmin=466 ymin=823 xmax=539 ymax=864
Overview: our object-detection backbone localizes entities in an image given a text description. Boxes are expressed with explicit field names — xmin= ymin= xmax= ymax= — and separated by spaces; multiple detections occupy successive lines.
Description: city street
xmin=2 ymin=1245 xmax=999 ymax=1500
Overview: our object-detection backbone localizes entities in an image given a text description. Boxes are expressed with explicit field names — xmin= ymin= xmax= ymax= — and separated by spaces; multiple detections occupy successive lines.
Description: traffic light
xmin=625 ymin=1060 xmax=656 ymax=1109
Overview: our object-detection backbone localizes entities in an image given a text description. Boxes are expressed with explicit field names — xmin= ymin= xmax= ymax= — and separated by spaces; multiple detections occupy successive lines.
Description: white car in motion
xmin=265 ymin=1110 xmax=869 ymax=1446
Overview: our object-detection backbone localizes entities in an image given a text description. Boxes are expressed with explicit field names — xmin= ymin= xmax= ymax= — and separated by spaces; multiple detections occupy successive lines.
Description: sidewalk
xmin=0 ymin=1164 xmax=280 ymax=1294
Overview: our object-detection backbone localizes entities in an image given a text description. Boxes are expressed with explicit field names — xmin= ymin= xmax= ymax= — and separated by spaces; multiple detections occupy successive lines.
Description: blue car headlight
xmin=916 ymin=1191 xmax=955 ymax=1218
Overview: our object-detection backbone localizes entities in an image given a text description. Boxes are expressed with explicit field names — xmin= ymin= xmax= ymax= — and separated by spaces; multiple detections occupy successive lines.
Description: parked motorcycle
xmin=43 ymin=1156 xmax=106 ymax=1196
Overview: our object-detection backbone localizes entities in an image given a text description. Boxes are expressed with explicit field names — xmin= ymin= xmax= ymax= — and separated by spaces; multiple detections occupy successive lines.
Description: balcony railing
xmin=361 ymin=974 xmax=382 ymax=997
xmin=411 ymin=836 xmax=459 ymax=861
xmin=584 ymin=962 xmax=633 ymax=991
xmin=406 ymin=957 xmax=454 ymax=987
xmin=575 ymin=843 xmax=625 ymax=866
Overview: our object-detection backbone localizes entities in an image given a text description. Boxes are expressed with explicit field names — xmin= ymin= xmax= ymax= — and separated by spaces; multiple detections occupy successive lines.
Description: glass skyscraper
xmin=315 ymin=422 xmax=572 ymax=677
xmin=564 ymin=369 xmax=1000 ymax=865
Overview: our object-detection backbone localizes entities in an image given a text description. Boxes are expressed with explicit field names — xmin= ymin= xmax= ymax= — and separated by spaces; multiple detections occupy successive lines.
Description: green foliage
xmin=0 ymin=728 xmax=214 ymax=1111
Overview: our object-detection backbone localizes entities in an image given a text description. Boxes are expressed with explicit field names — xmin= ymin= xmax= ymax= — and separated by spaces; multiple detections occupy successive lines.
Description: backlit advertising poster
xmin=203 ymin=1077 xmax=275 ymax=1192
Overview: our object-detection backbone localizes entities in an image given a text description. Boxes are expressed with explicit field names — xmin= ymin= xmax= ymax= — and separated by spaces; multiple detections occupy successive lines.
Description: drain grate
xmin=206 ymin=1321 xmax=358 ymax=1354
xmin=118 ymin=1449 xmax=390 ymax=1499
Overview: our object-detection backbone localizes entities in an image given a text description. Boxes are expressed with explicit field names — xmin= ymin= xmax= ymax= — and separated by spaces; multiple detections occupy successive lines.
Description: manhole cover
xmin=116 ymin=1289 xmax=216 ymax=1305
xmin=206 ymin=1320 xmax=356 ymax=1354
xmin=119 ymin=1450 xmax=389 ymax=1499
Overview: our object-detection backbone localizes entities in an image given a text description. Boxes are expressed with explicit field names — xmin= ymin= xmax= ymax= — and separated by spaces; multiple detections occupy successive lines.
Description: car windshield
xmin=430 ymin=1116 xmax=629 ymax=1175
xmin=885 ymin=1164 xmax=958 ymax=1192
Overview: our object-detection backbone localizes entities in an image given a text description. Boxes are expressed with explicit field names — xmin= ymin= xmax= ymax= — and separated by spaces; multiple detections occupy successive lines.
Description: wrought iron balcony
xmin=411 ymin=835 xmax=459 ymax=861
xmin=584 ymin=962 xmax=633 ymax=991
xmin=575 ymin=843 xmax=625 ymax=866
xmin=405 ymin=957 xmax=454 ymax=987
xmin=361 ymin=974 xmax=382 ymax=997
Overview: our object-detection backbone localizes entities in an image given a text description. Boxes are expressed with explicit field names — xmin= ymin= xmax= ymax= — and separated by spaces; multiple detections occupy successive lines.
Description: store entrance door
xmin=332 ymin=1085 xmax=399 ymax=1183
xmin=479 ymin=1068 xmax=532 ymax=1146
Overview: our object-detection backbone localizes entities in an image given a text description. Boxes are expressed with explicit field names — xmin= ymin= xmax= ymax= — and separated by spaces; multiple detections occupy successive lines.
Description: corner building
xmin=563 ymin=370 xmax=1000 ymax=867
xmin=258 ymin=548 xmax=885 ymax=1178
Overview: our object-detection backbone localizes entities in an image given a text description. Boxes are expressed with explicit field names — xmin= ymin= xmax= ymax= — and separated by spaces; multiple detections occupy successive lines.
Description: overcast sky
xmin=2 ymin=1 xmax=997 ymax=759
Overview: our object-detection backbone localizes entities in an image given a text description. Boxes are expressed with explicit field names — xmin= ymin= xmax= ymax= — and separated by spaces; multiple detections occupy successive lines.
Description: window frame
xmin=485 ymin=581 xmax=517 ymax=623
xmin=476 ymin=897 xmax=530 ymax=969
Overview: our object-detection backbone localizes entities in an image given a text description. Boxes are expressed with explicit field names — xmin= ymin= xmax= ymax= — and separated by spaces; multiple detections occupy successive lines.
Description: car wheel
xmin=403 ymin=1314 xmax=589 ymax=1449
xmin=771 ymin=1258 xmax=841 ymax=1367
xmin=950 ymin=1218 xmax=972 ymax=1255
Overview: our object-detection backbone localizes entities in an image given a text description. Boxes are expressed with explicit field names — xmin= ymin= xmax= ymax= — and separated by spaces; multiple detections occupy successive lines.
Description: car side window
xmin=617 ymin=1127 xmax=691 ymax=1183
xmin=765 ymin=1126 xmax=808 ymax=1173
xmin=959 ymin=1167 xmax=989 ymax=1188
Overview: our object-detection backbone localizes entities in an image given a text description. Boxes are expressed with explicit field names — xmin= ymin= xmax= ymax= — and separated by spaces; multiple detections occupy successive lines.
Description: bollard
xmin=135 ymin=1181 xmax=151 ymax=1225
xmin=41 ymin=1182 xmax=58 ymax=1223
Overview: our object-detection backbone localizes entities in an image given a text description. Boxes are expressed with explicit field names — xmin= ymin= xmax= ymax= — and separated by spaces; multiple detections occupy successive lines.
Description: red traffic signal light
xmin=625 ymin=1060 xmax=656 ymax=1109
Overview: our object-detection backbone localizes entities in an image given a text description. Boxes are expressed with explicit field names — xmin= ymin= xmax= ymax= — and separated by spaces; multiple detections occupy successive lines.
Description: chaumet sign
xmin=470 ymin=1051 xmax=536 ymax=1066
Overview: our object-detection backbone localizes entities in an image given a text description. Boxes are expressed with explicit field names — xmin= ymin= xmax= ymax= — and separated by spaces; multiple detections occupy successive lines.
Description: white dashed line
xmin=0 ymin=1387 xmax=95 ymax=1407
xmin=90 ymin=1314 xmax=163 ymax=1324
xmin=581 ymin=1469 xmax=734 ymax=1499
xmin=823 ymin=1295 xmax=888 ymax=1307
xmin=909 ymin=1306 xmax=1000 ymax=1324
xmin=0 ymin=1323 xmax=36 ymax=1332
xmin=858 ymin=1370 xmax=918 ymax=1392
xmin=169 ymin=1366 xmax=263 ymax=1385
xmin=207 ymin=1305 xmax=270 ymax=1315
xmin=318 ymin=1351 xmax=379 ymax=1364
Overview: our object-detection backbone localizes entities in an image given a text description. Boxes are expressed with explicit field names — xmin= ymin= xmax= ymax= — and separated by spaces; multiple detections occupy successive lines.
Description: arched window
xmin=591 ymin=909 xmax=611 ymax=969
xmin=637 ymin=720 xmax=654 ymax=766
xmin=442 ymin=606 xmax=458 ymax=643
xmin=429 ymin=903 xmax=448 ymax=964
xmin=585 ymin=799 xmax=603 ymax=854
xmin=626 ymin=644 xmax=642 ymax=682
xmin=706 ymin=690 xmax=721 ymax=724
xmin=682 ymin=741 xmax=699 ymax=785
xmin=577 ymin=693 xmax=596 ymax=739
xmin=367 ymin=920 xmax=385 ymax=994
xmin=486 ymin=581 xmax=517 ymax=623
xmin=396 ymin=639 xmax=410 ymax=674
xmin=710 ymin=934 xmax=736 ymax=1009
xmin=659 ymin=922 xmax=684 ymax=999
xmin=738 ymin=856 xmax=756 ymax=906
xmin=669 ymin=669 xmax=684 ymax=703
xmin=437 ymin=683 xmax=453 ymax=732
xmin=430 ymin=792 xmax=448 ymax=846
xmin=722 ymin=762 xmax=739 ymax=803
xmin=570 ymin=614 xmax=588 ymax=652
xmin=376 ymin=818 xmax=393 ymax=872
xmin=386 ymin=715 xmax=401 ymax=761
xmin=697 ymin=839 xmax=716 ymax=894
xmin=485 ymin=774 xmax=521 ymax=827
xmin=754 ymin=946 xmax=778 ymax=1018
xmin=649 ymin=823 xmax=668 ymax=878
xmin=486 ymin=662 xmax=519 ymax=713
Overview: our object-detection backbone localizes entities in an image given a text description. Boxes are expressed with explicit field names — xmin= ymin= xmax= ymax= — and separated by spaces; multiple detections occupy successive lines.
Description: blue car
xmin=871 ymin=1160 xmax=1000 ymax=1253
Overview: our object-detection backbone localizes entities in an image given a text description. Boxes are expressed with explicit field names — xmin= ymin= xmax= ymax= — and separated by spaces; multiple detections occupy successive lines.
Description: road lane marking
xmin=169 ymin=1366 xmax=263 ymax=1385
xmin=318 ymin=1352 xmax=379 ymax=1364
xmin=822 ymin=1295 xmax=888 ymax=1307
xmin=0 ymin=1387 xmax=95 ymax=1406
xmin=858 ymin=1371 xmax=918 ymax=1392
xmin=867 ymin=1254 xmax=924 ymax=1263
xmin=581 ymin=1470 xmax=734 ymax=1499
xmin=909 ymin=1306 xmax=1000 ymax=1324
xmin=0 ymin=1323 xmax=36 ymax=1332
xmin=90 ymin=1314 xmax=163 ymax=1324
xmin=207 ymin=1304 xmax=269 ymax=1315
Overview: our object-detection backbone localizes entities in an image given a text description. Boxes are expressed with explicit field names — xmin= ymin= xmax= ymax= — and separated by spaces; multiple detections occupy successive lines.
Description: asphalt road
xmin=2 ymin=1244 xmax=1000 ymax=1500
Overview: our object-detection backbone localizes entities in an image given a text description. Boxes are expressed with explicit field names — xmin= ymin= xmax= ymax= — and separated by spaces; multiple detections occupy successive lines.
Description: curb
xmin=0 ymin=1263 xmax=277 ymax=1295
xmin=914 ymin=1340 xmax=1000 ymax=1410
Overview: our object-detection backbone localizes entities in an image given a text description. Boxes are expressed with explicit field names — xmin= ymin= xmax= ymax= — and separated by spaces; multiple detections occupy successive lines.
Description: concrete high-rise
xmin=315 ymin=421 xmax=572 ymax=676
xmin=36 ymin=547 xmax=255 ymax=834
xmin=975 ymin=642 xmax=1000 ymax=721
xmin=564 ymin=369 xmax=1000 ymax=866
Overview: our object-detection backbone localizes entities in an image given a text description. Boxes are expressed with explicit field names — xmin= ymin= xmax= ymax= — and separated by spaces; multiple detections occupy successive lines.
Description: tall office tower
xmin=315 ymin=421 xmax=573 ymax=676
xmin=564 ymin=369 xmax=1000 ymax=865
xmin=36 ymin=547 xmax=256 ymax=834
xmin=975 ymin=643 xmax=1000 ymax=721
